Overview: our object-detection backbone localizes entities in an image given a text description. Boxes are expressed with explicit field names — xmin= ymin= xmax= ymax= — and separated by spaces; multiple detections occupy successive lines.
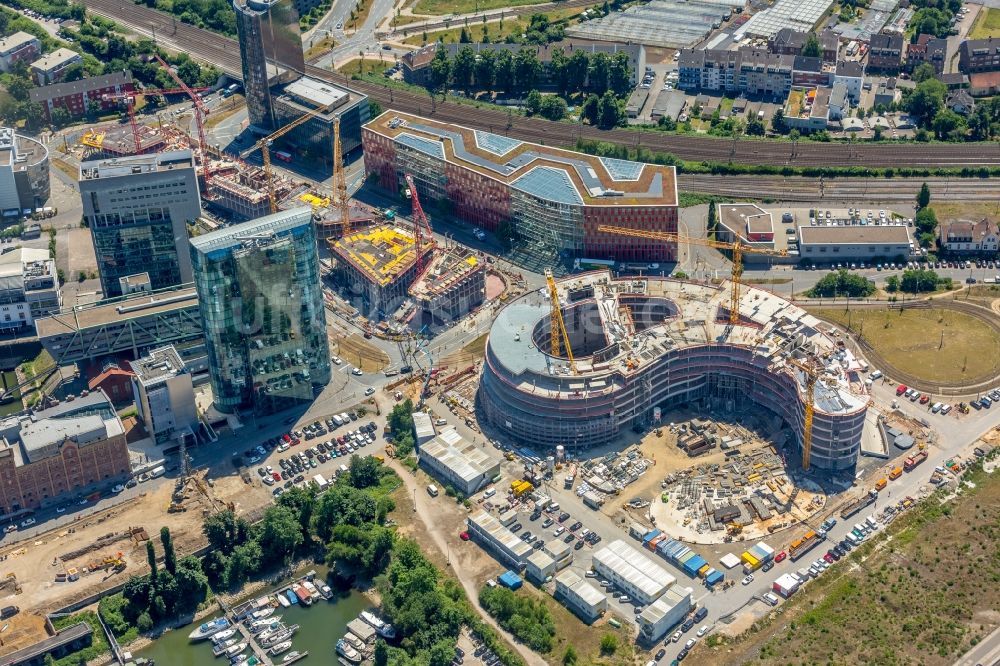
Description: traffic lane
xmin=954 ymin=624 xmax=1000 ymax=666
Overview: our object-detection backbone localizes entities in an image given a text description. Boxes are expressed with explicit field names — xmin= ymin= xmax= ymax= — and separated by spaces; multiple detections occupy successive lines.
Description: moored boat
xmin=336 ymin=639 xmax=362 ymax=663
xmin=276 ymin=594 xmax=291 ymax=608
xmin=223 ymin=642 xmax=247 ymax=658
xmin=249 ymin=618 xmax=281 ymax=634
xmin=285 ymin=589 xmax=298 ymax=605
xmin=269 ymin=640 xmax=293 ymax=656
xmin=213 ymin=638 xmax=238 ymax=657
xmin=318 ymin=582 xmax=333 ymax=599
xmin=250 ymin=607 xmax=275 ymax=621
xmin=211 ymin=629 xmax=237 ymax=645
xmin=189 ymin=618 xmax=230 ymax=641
xmin=342 ymin=633 xmax=364 ymax=652
xmin=293 ymin=585 xmax=312 ymax=606
xmin=261 ymin=625 xmax=299 ymax=647
xmin=282 ymin=652 xmax=302 ymax=663
xmin=301 ymin=581 xmax=321 ymax=601
xmin=361 ymin=610 xmax=396 ymax=639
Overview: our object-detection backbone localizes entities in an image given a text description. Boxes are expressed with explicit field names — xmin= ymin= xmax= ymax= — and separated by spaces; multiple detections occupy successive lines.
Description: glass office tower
xmin=190 ymin=207 xmax=330 ymax=415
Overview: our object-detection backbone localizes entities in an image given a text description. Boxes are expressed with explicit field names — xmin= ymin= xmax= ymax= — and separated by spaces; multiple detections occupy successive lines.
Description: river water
xmin=136 ymin=568 xmax=372 ymax=666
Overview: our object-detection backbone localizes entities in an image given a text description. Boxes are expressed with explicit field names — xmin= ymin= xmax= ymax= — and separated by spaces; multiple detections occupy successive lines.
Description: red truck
xmin=903 ymin=450 xmax=928 ymax=472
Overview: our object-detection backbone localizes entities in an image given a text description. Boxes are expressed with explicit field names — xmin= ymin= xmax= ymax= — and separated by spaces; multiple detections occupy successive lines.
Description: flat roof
xmin=331 ymin=225 xmax=432 ymax=287
xmin=190 ymin=207 xmax=311 ymax=255
xmin=718 ymin=203 xmax=773 ymax=239
xmin=639 ymin=584 xmax=691 ymax=623
xmin=469 ymin=511 xmax=533 ymax=559
xmin=365 ymin=111 xmax=676 ymax=208
xmin=281 ymin=76 xmax=349 ymax=110
xmin=79 ymin=149 xmax=194 ymax=181
xmin=34 ymin=285 xmax=199 ymax=338
xmin=421 ymin=428 xmax=500 ymax=484
xmin=798 ymin=224 xmax=911 ymax=245
xmin=0 ymin=32 xmax=39 ymax=54
xmin=409 ymin=246 xmax=481 ymax=299
xmin=30 ymin=47 xmax=80 ymax=71
xmin=593 ymin=539 xmax=675 ymax=599
xmin=132 ymin=345 xmax=185 ymax=385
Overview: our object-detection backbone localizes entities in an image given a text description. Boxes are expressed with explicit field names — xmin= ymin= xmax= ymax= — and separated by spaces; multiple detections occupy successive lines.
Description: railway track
xmin=677 ymin=175 xmax=1000 ymax=202
xmin=83 ymin=0 xmax=1000 ymax=168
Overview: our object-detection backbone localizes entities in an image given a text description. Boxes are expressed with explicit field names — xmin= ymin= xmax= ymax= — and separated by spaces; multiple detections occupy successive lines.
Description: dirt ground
xmin=331 ymin=333 xmax=391 ymax=372
xmin=687 ymin=443 xmax=1000 ymax=666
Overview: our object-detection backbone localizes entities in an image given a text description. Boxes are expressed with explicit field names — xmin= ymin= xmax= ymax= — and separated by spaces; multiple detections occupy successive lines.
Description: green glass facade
xmin=190 ymin=208 xmax=330 ymax=415
xmin=91 ymin=213 xmax=184 ymax=294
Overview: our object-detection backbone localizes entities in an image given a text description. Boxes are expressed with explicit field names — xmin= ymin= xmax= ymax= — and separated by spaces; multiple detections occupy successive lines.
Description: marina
xmin=137 ymin=567 xmax=374 ymax=666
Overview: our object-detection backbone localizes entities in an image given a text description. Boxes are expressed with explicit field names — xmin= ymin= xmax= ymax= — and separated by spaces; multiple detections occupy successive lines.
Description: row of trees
xmin=806 ymin=269 xmax=877 ymax=298
xmin=139 ymin=0 xmax=238 ymax=37
xmin=479 ymin=585 xmax=557 ymax=653
xmin=886 ymin=268 xmax=950 ymax=293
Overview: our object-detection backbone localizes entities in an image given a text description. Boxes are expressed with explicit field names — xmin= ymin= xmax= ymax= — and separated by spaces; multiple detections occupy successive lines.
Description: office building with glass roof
xmin=362 ymin=112 xmax=678 ymax=263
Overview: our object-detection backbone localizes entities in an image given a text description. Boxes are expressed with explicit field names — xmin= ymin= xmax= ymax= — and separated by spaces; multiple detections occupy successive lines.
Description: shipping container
xmin=705 ymin=569 xmax=725 ymax=587
xmin=643 ymin=529 xmax=662 ymax=544
xmin=683 ymin=555 xmax=707 ymax=577
xmin=647 ymin=534 xmax=667 ymax=551
xmin=788 ymin=530 xmax=822 ymax=561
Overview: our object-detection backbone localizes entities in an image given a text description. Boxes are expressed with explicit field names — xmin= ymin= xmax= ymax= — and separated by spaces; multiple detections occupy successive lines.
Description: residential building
xmin=768 ymin=28 xmax=838 ymax=62
xmin=873 ymin=77 xmax=898 ymax=109
xmin=0 ymin=248 xmax=61 ymax=332
xmin=233 ymin=0 xmax=306 ymax=131
xmin=79 ymin=149 xmax=199 ymax=297
xmin=677 ymin=48 xmax=794 ymax=98
xmin=190 ymin=207 xmax=331 ymax=415
xmin=798 ymin=225 xmax=913 ymax=261
xmin=637 ymin=585 xmax=693 ymax=643
xmin=131 ymin=345 xmax=198 ymax=445
xmin=907 ymin=33 xmax=947 ymax=74
xmin=834 ymin=60 xmax=864 ymax=102
xmin=418 ymin=427 xmax=501 ymax=496
xmin=87 ymin=362 xmax=135 ymax=407
xmin=400 ymin=44 xmax=436 ymax=86
xmin=938 ymin=219 xmax=1000 ymax=254
xmin=362 ymin=111 xmax=678 ymax=263
xmin=29 ymin=47 xmax=81 ymax=85
xmin=592 ymin=540 xmax=676 ymax=605
xmin=0 ymin=127 xmax=49 ymax=213
xmin=0 ymin=390 xmax=130 ymax=516
xmin=791 ymin=56 xmax=832 ymax=87
xmin=867 ymin=32 xmax=905 ymax=72
xmin=28 ymin=70 xmax=132 ymax=122
xmin=783 ymin=85 xmax=832 ymax=132
xmin=959 ymin=37 xmax=1000 ymax=74
xmin=946 ymin=89 xmax=975 ymax=115
xmin=828 ymin=82 xmax=849 ymax=120
xmin=554 ymin=570 xmax=607 ymax=623
xmin=0 ymin=32 xmax=41 ymax=73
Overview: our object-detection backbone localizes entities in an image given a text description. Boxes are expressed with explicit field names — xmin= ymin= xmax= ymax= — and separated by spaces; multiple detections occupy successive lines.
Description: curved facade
xmin=0 ymin=128 xmax=49 ymax=212
xmin=479 ymin=272 xmax=868 ymax=472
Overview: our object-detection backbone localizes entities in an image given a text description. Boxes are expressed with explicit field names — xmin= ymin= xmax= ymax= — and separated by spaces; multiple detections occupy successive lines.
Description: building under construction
xmin=329 ymin=225 xmax=433 ymax=319
xmin=408 ymin=244 xmax=485 ymax=324
xmin=479 ymin=271 xmax=870 ymax=473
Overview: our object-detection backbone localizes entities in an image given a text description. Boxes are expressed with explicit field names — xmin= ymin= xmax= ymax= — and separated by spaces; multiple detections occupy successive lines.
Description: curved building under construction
xmin=479 ymin=271 xmax=869 ymax=472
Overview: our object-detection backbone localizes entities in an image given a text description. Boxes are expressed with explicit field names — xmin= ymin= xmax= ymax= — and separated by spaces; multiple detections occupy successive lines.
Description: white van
xmin=940 ymin=404 xmax=952 ymax=415
xmin=483 ymin=487 xmax=496 ymax=499
xmin=427 ymin=484 xmax=439 ymax=497
xmin=931 ymin=402 xmax=943 ymax=413
xmin=332 ymin=415 xmax=344 ymax=427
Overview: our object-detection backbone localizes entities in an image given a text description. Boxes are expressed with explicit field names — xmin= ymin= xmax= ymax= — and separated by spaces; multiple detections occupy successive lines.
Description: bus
xmin=274 ymin=151 xmax=293 ymax=163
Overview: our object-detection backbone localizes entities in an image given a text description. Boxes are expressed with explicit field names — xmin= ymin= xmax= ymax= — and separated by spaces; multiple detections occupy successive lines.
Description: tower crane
xmin=595 ymin=225 xmax=788 ymax=325
xmin=545 ymin=269 xmax=576 ymax=374
xmin=404 ymin=174 xmax=434 ymax=279
xmin=332 ymin=118 xmax=351 ymax=235
xmin=241 ymin=102 xmax=337 ymax=214
xmin=153 ymin=55 xmax=213 ymax=194
xmin=784 ymin=355 xmax=824 ymax=471
xmin=98 ymin=85 xmax=208 ymax=155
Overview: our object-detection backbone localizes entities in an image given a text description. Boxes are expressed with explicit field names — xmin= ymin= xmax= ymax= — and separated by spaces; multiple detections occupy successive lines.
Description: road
xmin=955 ymin=625 xmax=1000 ymax=666
xmin=81 ymin=0 xmax=1000 ymax=168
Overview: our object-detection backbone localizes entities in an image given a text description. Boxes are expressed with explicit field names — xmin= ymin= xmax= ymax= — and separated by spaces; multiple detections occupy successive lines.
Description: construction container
xmin=697 ymin=564 xmax=711 ymax=578
xmin=704 ymin=569 xmax=725 ymax=587
xmin=683 ymin=555 xmax=707 ymax=577
xmin=642 ymin=529 xmax=662 ymax=545
xmin=889 ymin=467 xmax=902 ymax=480
xmin=677 ymin=550 xmax=696 ymax=567
xmin=657 ymin=538 xmax=679 ymax=556
xmin=498 ymin=571 xmax=523 ymax=590
xmin=647 ymin=534 xmax=667 ymax=551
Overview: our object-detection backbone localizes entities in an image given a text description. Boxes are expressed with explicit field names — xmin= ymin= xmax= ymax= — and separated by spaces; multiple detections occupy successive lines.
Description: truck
xmin=839 ymin=489 xmax=878 ymax=519
xmin=788 ymin=530 xmax=822 ymax=561
xmin=903 ymin=450 xmax=928 ymax=472
xmin=582 ymin=491 xmax=604 ymax=510
xmin=889 ymin=466 xmax=903 ymax=480
xmin=274 ymin=150 xmax=293 ymax=163
xmin=149 ymin=465 xmax=166 ymax=479
xmin=874 ymin=478 xmax=888 ymax=491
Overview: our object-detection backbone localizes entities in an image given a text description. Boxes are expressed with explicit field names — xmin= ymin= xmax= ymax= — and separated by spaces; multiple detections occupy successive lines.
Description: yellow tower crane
xmin=595 ymin=225 xmax=788 ymax=325
xmin=241 ymin=102 xmax=336 ymax=214
xmin=545 ymin=269 xmax=576 ymax=374
xmin=784 ymin=355 xmax=823 ymax=471
xmin=332 ymin=118 xmax=351 ymax=234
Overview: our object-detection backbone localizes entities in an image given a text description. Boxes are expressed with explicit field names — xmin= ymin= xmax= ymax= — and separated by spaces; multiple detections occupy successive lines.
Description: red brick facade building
xmin=0 ymin=390 xmax=129 ymax=516
xmin=28 ymin=70 xmax=133 ymax=122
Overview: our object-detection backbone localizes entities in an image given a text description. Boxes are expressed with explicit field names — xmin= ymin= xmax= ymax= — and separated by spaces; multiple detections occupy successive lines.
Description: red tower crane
xmin=404 ymin=174 xmax=434 ymax=280
xmin=103 ymin=85 xmax=209 ymax=154
xmin=153 ymin=55 xmax=213 ymax=195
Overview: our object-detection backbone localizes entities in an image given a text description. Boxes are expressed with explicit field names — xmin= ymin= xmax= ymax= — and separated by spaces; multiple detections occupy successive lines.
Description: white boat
xmin=262 ymin=625 xmax=299 ymax=647
xmin=251 ymin=607 xmax=275 ymax=620
xmin=276 ymin=594 xmax=291 ymax=608
xmin=189 ymin=618 xmax=230 ymax=641
xmin=318 ymin=583 xmax=333 ymax=599
xmin=302 ymin=581 xmax=321 ymax=601
xmin=257 ymin=624 xmax=285 ymax=643
xmin=361 ymin=610 xmax=397 ymax=639
xmin=229 ymin=655 xmax=248 ymax=666
xmin=213 ymin=638 xmax=238 ymax=657
xmin=336 ymin=639 xmax=362 ymax=663
xmin=282 ymin=652 xmax=302 ymax=663
xmin=342 ymin=633 xmax=365 ymax=652
xmin=269 ymin=640 xmax=293 ymax=656
xmin=211 ymin=629 xmax=237 ymax=645
xmin=223 ymin=642 xmax=247 ymax=658
xmin=249 ymin=618 xmax=282 ymax=634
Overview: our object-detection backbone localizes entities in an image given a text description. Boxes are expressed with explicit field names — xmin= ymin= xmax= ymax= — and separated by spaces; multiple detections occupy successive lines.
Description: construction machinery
xmin=404 ymin=174 xmax=435 ymax=279
xmin=784 ymin=355 xmax=823 ymax=471
xmin=545 ymin=268 xmax=576 ymax=373
xmin=332 ymin=118 xmax=351 ymax=235
xmin=241 ymin=102 xmax=337 ymax=214
xmin=153 ymin=55 xmax=213 ymax=195
xmin=85 ymin=84 xmax=208 ymax=155
xmin=595 ymin=225 xmax=788 ymax=325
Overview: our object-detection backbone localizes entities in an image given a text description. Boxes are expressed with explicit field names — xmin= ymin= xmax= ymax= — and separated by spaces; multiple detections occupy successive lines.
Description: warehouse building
xmin=363 ymin=112 xmax=678 ymax=263
xmin=467 ymin=511 xmax=532 ymax=569
xmin=592 ymin=539 xmax=676 ymax=605
xmin=716 ymin=203 xmax=775 ymax=246
xmin=798 ymin=225 xmax=913 ymax=261
xmin=637 ymin=584 xmax=693 ymax=643
xmin=418 ymin=428 xmax=501 ymax=496
xmin=565 ymin=0 xmax=744 ymax=49
xmin=412 ymin=411 xmax=435 ymax=447
xmin=554 ymin=570 xmax=607 ymax=623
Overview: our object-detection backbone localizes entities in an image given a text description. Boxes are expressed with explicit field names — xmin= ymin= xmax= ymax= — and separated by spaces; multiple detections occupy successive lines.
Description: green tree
xmin=587 ymin=52 xmax=610 ymax=94
xmin=886 ymin=275 xmax=900 ymax=292
xmin=160 ymin=527 xmax=176 ymax=575
xmin=202 ymin=510 xmax=249 ymax=555
xmin=597 ymin=90 xmax=622 ymax=129
xmin=374 ymin=639 xmax=389 ymax=666
xmin=258 ymin=504 xmax=303 ymax=566
xmin=513 ymin=48 xmax=541 ymax=94
xmin=525 ymin=89 xmax=543 ymax=115
xmin=581 ymin=93 xmax=600 ymax=125
xmin=931 ymin=108 xmax=965 ymax=140
xmin=49 ymin=107 xmax=72 ymax=129
xmin=912 ymin=62 xmax=936 ymax=83
xmin=474 ymin=49 xmax=496 ymax=91
xmin=802 ymin=33 xmax=821 ymax=58
xmin=563 ymin=646 xmax=578 ymax=666
xmin=62 ymin=61 xmax=86 ymax=82
xmin=707 ymin=199 xmax=718 ymax=235
xmin=539 ymin=95 xmax=566 ymax=121
xmin=746 ymin=116 xmax=765 ymax=135
xmin=349 ymin=454 xmax=381 ymax=488
xmin=599 ymin=634 xmax=618 ymax=655
xmin=906 ymin=78 xmax=947 ymax=127
xmin=146 ymin=541 xmax=157 ymax=577
xmin=549 ymin=47 xmax=569 ymax=95
xmin=451 ymin=45 xmax=475 ymax=93
xmin=806 ymin=270 xmax=876 ymax=298
xmin=608 ymin=51 xmax=631 ymax=97
xmin=429 ymin=45 xmax=450 ymax=92
xmin=917 ymin=182 xmax=931 ymax=210
xmin=771 ymin=107 xmax=787 ymax=133
xmin=494 ymin=49 xmax=514 ymax=93
xmin=901 ymin=268 xmax=940 ymax=292
xmin=566 ymin=49 xmax=589 ymax=94
xmin=6 ymin=76 xmax=33 ymax=102
xmin=459 ymin=27 xmax=471 ymax=43
xmin=136 ymin=611 xmax=153 ymax=632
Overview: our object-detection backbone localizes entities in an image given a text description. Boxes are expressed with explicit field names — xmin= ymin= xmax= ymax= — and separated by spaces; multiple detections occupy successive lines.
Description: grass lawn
xmin=970 ymin=6 xmax=1000 ymax=39
xmin=401 ymin=7 xmax=583 ymax=45
xmin=689 ymin=456 xmax=1000 ymax=665
xmin=930 ymin=200 xmax=1000 ymax=222
xmin=958 ymin=283 xmax=1000 ymax=309
xmin=51 ymin=611 xmax=111 ymax=666
xmin=412 ymin=0 xmax=555 ymax=17
xmin=338 ymin=57 xmax=396 ymax=77
xmin=810 ymin=306 xmax=1000 ymax=384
